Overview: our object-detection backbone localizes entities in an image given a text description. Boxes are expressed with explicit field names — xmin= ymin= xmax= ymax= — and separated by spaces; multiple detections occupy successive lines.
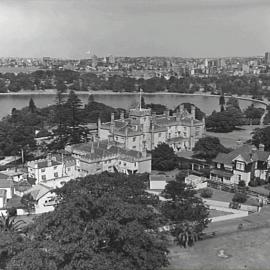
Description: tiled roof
xmin=213 ymin=145 xmax=270 ymax=165
xmin=69 ymin=141 xmax=150 ymax=162
xmin=150 ymin=174 xmax=175 ymax=182
xmin=52 ymin=154 xmax=76 ymax=166
xmin=253 ymin=151 xmax=270 ymax=162
xmin=211 ymin=169 xmax=233 ymax=178
xmin=0 ymin=178 xmax=14 ymax=188
xmin=28 ymin=159 xmax=61 ymax=169
xmin=24 ymin=183 xmax=53 ymax=201
xmin=0 ymin=173 xmax=10 ymax=180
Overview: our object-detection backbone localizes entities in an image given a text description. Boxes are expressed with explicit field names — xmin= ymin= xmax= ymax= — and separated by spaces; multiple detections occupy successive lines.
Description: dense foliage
xmin=193 ymin=136 xmax=230 ymax=160
xmin=161 ymin=172 xmax=210 ymax=247
xmin=1 ymin=173 xmax=169 ymax=270
xmin=252 ymin=126 xmax=270 ymax=151
xmin=151 ymin=143 xmax=178 ymax=171
xmin=1 ymin=70 xmax=270 ymax=99
xmin=0 ymin=93 xmax=124 ymax=156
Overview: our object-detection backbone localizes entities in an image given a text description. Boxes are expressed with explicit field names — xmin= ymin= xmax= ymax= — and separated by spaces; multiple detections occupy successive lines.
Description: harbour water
xmin=0 ymin=92 xmax=266 ymax=120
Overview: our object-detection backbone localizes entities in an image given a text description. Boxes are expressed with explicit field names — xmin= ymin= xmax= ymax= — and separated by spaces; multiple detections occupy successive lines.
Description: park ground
xmin=166 ymin=205 xmax=270 ymax=270
xmin=205 ymin=125 xmax=261 ymax=149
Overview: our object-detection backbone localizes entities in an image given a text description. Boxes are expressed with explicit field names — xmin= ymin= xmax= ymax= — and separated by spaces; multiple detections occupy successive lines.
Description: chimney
xmin=180 ymin=104 xmax=184 ymax=114
xmin=91 ymin=142 xmax=95 ymax=153
xmin=110 ymin=113 xmax=115 ymax=133
xmin=165 ymin=109 xmax=170 ymax=119
xmin=111 ymin=112 xmax=115 ymax=124
xmin=259 ymin=143 xmax=265 ymax=152
xmin=191 ymin=105 xmax=196 ymax=119
xmin=47 ymin=153 xmax=52 ymax=166
xmin=152 ymin=112 xmax=156 ymax=124
xmin=120 ymin=111 xmax=125 ymax=121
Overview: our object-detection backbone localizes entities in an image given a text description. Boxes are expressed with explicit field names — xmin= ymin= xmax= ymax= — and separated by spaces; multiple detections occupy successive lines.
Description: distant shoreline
xmin=0 ymin=89 xmax=268 ymax=106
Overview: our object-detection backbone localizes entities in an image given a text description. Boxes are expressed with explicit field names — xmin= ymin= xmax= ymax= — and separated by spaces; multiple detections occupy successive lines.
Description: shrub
xmin=200 ymin=188 xmax=213 ymax=198
xmin=232 ymin=192 xmax=247 ymax=203
xmin=7 ymin=207 xmax=17 ymax=217
xmin=238 ymin=180 xmax=246 ymax=187
xmin=249 ymin=178 xmax=259 ymax=187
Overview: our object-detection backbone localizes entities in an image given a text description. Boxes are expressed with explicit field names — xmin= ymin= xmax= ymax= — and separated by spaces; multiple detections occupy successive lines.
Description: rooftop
xmin=213 ymin=145 xmax=270 ymax=165
xmin=24 ymin=183 xmax=53 ymax=201
xmin=0 ymin=178 xmax=14 ymax=188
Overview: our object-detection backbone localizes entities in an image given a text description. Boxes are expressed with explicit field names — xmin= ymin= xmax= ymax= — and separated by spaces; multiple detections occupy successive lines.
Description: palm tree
xmin=0 ymin=213 xmax=26 ymax=232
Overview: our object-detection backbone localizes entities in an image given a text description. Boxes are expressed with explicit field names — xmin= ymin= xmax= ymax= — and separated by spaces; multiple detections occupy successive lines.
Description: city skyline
xmin=0 ymin=0 xmax=270 ymax=58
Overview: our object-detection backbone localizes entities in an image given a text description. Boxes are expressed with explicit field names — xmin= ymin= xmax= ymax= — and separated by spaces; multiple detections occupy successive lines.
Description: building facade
xmin=98 ymin=104 xmax=205 ymax=152
xmin=27 ymin=154 xmax=77 ymax=184
xmin=210 ymin=144 xmax=270 ymax=186
xmin=65 ymin=140 xmax=152 ymax=176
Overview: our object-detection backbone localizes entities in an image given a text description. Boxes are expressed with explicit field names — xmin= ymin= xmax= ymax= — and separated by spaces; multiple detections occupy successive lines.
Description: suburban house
xmin=98 ymin=103 xmax=205 ymax=152
xmin=65 ymin=140 xmax=152 ymax=176
xmin=27 ymin=154 xmax=78 ymax=184
xmin=0 ymin=174 xmax=14 ymax=200
xmin=0 ymin=189 xmax=7 ymax=208
xmin=210 ymin=144 xmax=270 ymax=186
xmin=23 ymin=183 xmax=56 ymax=214
xmin=149 ymin=173 xmax=175 ymax=191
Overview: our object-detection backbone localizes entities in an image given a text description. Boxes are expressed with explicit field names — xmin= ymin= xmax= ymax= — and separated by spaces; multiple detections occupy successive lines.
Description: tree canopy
xmin=151 ymin=143 xmax=178 ymax=171
xmin=193 ymin=136 xmax=230 ymax=160
xmin=2 ymin=173 xmax=169 ymax=270
xmin=161 ymin=173 xmax=210 ymax=247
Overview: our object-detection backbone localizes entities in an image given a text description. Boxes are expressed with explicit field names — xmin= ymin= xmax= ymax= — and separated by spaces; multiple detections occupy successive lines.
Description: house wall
xmin=0 ymin=194 xmax=6 ymax=208
xmin=232 ymin=170 xmax=251 ymax=185
xmin=99 ymin=128 xmax=111 ymax=140
xmin=35 ymin=192 xmax=56 ymax=214
xmin=28 ymin=164 xmax=64 ymax=183
xmin=0 ymin=187 xmax=13 ymax=200
xmin=150 ymin=180 xmax=167 ymax=190
xmin=152 ymin=131 xmax=167 ymax=148
xmin=126 ymin=135 xmax=144 ymax=151
xmin=137 ymin=158 xmax=152 ymax=173
xmin=254 ymin=169 xmax=267 ymax=181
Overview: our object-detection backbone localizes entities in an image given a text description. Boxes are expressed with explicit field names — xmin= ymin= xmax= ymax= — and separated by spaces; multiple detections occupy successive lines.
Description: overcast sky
xmin=0 ymin=0 xmax=270 ymax=58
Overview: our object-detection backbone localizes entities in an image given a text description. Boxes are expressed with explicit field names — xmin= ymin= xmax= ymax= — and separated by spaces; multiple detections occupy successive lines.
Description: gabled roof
xmin=0 ymin=178 xmax=14 ymax=188
xmin=150 ymin=174 xmax=175 ymax=182
xmin=24 ymin=184 xmax=53 ymax=201
xmin=213 ymin=144 xmax=270 ymax=165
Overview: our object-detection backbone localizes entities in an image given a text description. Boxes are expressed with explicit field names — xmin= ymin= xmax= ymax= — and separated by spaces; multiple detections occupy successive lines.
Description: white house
xmin=23 ymin=183 xmax=56 ymax=214
xmin=0 ymin=175 xmax=14 ymax=199
xmin=27 ymin=154 xmax=78 ymax=184
xmin=0 ymin=189 xmax=7 ymax=209
xmin=211 ymin=144 xmax=270 ymax=186
xmin=149 ymin=174 xmax=175 ymax=191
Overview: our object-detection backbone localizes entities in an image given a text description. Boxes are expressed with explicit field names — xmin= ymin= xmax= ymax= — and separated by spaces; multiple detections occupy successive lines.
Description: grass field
xmin=167 ymin=226 xmax=270 ymax=270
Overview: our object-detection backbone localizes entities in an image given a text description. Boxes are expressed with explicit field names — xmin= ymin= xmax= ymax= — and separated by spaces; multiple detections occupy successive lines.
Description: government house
xmin=98 ymin=103 xmax=205 ymax=152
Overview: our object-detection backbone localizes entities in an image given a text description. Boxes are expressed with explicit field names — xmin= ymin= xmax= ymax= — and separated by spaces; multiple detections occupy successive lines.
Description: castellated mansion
xmin=98 ymin=104 xmax=205 ymax=152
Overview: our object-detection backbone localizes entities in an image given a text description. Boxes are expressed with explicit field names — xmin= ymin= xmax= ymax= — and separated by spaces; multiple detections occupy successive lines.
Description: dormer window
xmin=236 ymin=162 xmax=245 ymax=171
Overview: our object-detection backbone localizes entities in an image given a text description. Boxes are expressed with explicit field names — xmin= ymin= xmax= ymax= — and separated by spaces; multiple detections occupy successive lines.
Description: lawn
xmin=166 ymin=226 xmax=270 ymax=270
xmin=205 ymin=125 xmax=260 ymax=149
xmin=209 ymin=209 xmax=232 ymax=218
xmin=202 ymin=188 xmax=258 ymax=206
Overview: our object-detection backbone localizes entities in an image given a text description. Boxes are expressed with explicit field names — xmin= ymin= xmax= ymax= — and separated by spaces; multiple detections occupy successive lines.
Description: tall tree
xmin=28 ymin=98 xmax=37 ymax=113
xmin=193 ymin=136 xmax=230 ymax=160
xmin=6 ymin=173 xmax=169 ymax=270
xmin=151 ymin=143 xmax=178 ymax=171
xmin=161 ymin=173 xmax=210 ymax=247
xmin=64 ymin=90 xmax=89 ymax=144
